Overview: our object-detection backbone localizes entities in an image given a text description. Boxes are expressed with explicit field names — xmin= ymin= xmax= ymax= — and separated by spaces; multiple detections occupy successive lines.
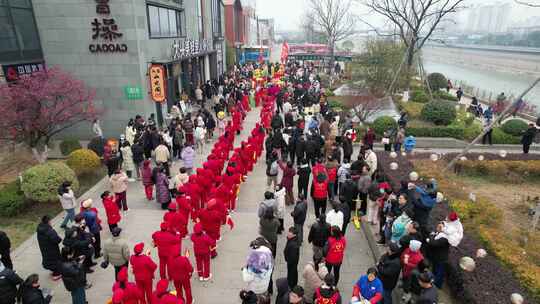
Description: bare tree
xmin=514 ymin=0 xmax=540 ymax=6
xmin=307 ymin=0 xmax=357 ymax=74
xmin=364 ymin=0 xmax=465 ymax=68
xmin=300 ymin=12 xmax=326 ymax=44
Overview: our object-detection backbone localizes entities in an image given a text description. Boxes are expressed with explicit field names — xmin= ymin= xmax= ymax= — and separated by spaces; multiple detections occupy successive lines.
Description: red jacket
xmin=130 ymin=254 xmax=157 ymax=282
xmin=175 ymin=196 xmax=192 ymax=219
xmin=112 ymin=268 xmax=144 ymax=304
xmin=152 ymin=230 xmax=181 ymax=258
xmin=312 ymin=164 xmax=327 ymax=180
xmin=152 ymin=280 xmax=183 ymax=304
xmin=326 ymin=237 xmax=347 ymax=264
xmin=190 ymin=232 xmax=215 ymax=256
xmin=312 ymin=179 xmax=329 ymax=200
xmin=163 ymin=211 xmax=187 ymax=236
xmin=327 ymin=166 xmax=337 ymax=183
xmin=103 ymin=197 xmax=121 ymax=225
xmin=400 ymin=248 xmax=424 ymax=278
xmin=198 ymin=208 xmax=221 ymax=237
xmin=168 ymin=255 xmax=193 ymax=282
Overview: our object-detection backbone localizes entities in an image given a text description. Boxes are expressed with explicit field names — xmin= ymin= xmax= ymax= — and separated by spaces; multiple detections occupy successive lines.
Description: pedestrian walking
xmin=291 ymin=194 xmax=307 ymax=244
xmin=19 ymin=274 xmax=53 ymax=304
xmin=284 ymin=227 xmax=301 ymax=289
xmin=102 ymin=227 xmax=130 ymax=281
xmin=297 ymin=159 xmax=311 ymax=198
xmin=522 ymin=123 xmax=537 ymax=154
xmin=152 ymin=222 xmax=181 ymax=280
xmin=376 ymin=242 xmax=402 ymax=304
xmin=326 ymin=201 xmax=344 ymax=232
xmin=36 ymin=216 xmax=62 ymax=280
xmin=314 ymin=274 xmax=341 ymax=304
xmin=120 ymin=142 xmax=136 ymax=181
xmin=194 ymin=124 xmax=207 ymax=154
xmin=181 ymin=145 xmax=196 ymax=175
xmin=110 ymin=168 xmax=129 ymax=212
xmin=131 ymin=139 xmax=145 ymax=179
xmin=279 ymin=161 xmax=297 ymax=205
xmin=59 ymin=247 xmax=88 ymax=304
xmin=275 ymin=186 xmax=286 ymax=234
xmin=259 ymin=208 xmax=280 ymax=258
xmin=308 ymin=214 xmax=331 ymax=258
xmin=191 ymin=223 xmax=215 ymax=281
xmin=302 ymin=252 xmax=328 ymax=304
xmin=266 ymin=153 xmax=279 ymax=190
xmin=325 ymin=226 xmax=346 ymax=286
xmin=141 ymin=160 xmax=154 ymax=201
xmin=111 ymin=267 xmax=145 ymax=304
xmin=58 ymin=181 xmax=77 ymax=229
xmin=155 ymin=167 xmax=172 ymax=210
xmin=0 ymin=260 xmax=22 ymax=304
xmin=130 ymin=242 xmax=157 ymax=304
xmin=311 ymin=172 xmax=329 ymax=219
xmin=0 ymin=230 xmax=12 ymax=270
xmin=155 ymin=141 xmax=171 ymax=177
xmin=80 ymin=199 xmax=102 ymax=259
xmin=101 ymin=191 xmax=121 ymax=232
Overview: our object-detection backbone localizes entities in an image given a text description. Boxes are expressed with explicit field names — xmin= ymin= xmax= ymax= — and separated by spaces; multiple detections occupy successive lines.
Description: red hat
xmin=448 ymin=211 xmax=459 ymax=221
xmin=112 ymin=289 xmax=124 ymax=304
xmin=116 ymin=266 xmax=128 ymax=282
xmin=134 ymin=242 xmax=144 ymax=254
xmin=168 ymin=201 xmax=177 ymax=210
xmin=193 ymin=223 xmax=203 ymax=234
xmin=155 ymin=279 xmax=169 ymax=294
xmin=160 ymin=222 xmax=169 ymax=231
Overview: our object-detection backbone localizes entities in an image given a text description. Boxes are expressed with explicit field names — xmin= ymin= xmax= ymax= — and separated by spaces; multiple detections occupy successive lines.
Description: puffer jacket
xmin=302 ymin=262 xmax=328 ymax=303
xmin=257 ymin=198 xmax=277 ymax=218
xmin=58 ymin=190 xmax=76 ymax=210
xmin=0 ymin=265 xmax=23 ymax=303
xmin=103 ymin=236 xmax=130 ymax=266
xmin=110 ymin=172 xmax=128 ymax=193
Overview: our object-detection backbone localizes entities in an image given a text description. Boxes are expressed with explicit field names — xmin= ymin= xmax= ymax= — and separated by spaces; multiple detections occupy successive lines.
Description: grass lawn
xmin=0 ymin=167 xmax=106 ymax=248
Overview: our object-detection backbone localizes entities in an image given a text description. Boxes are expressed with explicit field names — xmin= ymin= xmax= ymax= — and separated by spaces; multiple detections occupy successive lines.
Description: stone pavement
xmin=11 ymin=106 xmax=376 ymax=303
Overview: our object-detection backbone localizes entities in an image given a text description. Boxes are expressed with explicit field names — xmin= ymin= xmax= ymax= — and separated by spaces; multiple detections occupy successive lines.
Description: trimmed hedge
xmin=406 ymin=126 xmax=465 ymax=139
xmin=492 ymin=127 xmax=521 ymax=144
xmin=501 ymin=119 xmax=528 ymax=136
xmin=373 ymin=116 xmax=397 ymax=136
xmin=67 ymin=149 xmax=101 ymax=175
xmin=59 ymin=138 xmax=82 ymax=156
xmin=410 ymin=90 xmax=430 ymax=103
xmin=421 ymin=101 xmax=457 ymax=126
xmin=399 ymin=101 xmax=424 ymax=118
xmin=21 ymin=161 xmax=79 ymax=203
xmin=427 ymin=72 xmax=448 ymax=91
xmin=434 ymin=90 xmax=458 ymax=102
xmin=0 ymin=181 xmax=26 ymax=217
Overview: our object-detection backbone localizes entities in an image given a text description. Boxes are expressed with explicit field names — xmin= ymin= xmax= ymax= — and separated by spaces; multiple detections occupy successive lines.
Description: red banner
xmin=280 ymin=42 xmax=289 ymax=63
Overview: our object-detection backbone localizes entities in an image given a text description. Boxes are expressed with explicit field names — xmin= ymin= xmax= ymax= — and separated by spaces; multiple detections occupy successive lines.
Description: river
xmin=423 ymin=46 xmax=540 ymax=112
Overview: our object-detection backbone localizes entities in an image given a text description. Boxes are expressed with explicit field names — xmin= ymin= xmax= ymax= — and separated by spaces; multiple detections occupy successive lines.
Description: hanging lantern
xmin=459 ymin=256 xmax=476 ymax=272
xmin=389 ymin=162 xmax=398 ymax=170
xmin=409 ymin=171 xmax=419 ymax=181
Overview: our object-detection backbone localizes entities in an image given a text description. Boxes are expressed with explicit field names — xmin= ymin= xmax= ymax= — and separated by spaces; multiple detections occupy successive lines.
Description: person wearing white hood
xmin=425 ymin=211 xmax=462 ymax=289
xmin=336 ymin=160 xmax=351 ymax=195
xmin=242 ymin=237 xmax=275 ymax=297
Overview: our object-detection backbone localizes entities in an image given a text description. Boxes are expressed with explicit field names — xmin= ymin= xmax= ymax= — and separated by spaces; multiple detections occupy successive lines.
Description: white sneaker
xmin=199 ymin=276 xmax=204 ymax=282
xmin=205 ymin=273 xmax=212 ymax=281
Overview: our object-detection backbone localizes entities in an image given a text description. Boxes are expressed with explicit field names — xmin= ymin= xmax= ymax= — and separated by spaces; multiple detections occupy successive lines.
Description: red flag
xmin=280 ymin=42 xmax=289 ymax=63
xmin=227 ymin=217 xmax=235 ymax=230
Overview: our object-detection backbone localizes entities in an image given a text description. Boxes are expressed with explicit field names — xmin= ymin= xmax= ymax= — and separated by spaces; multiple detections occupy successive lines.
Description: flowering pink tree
xmin=0 ymin=67 xmax=98 ymax=162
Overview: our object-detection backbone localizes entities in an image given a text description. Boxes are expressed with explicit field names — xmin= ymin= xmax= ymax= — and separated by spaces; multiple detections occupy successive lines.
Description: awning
xmin=150 ymin=50 xmax=217 ymax=65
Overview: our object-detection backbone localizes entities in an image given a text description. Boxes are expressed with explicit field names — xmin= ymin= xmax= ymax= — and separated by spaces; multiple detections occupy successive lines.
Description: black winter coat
xmin=36 ymin=223 xmax=62 ymax=271
xmin=295 ymin=139 xmax=306 ymax=160
xmin=426 ymin=235 xmax=450 ymax=264
xmin=340 ymin=180 xmax=358 ymax=203
xmin=0 ymin=267 xmax=22 ymax=303
xmin=342 ymin=138 xmax=353 ymax=159
xmin=59 ymin=261 xmax=86 ymax=291
xmin=291 ymin=201 xmax=308 ymax=225
xmin=284 ymin=237 xmax=300 ymax=265
xmin=21 ymin=287 xmax=52 ymax=304
xmin=131 ymin=144 xmax=145 ymax=164
xmin=377 ymin=252 xmax=402 ymax=290
xmin=297 ymin=165 xmax=311 ymax=188
xmin=308 ymin=222 xmax=331 ymax=247
xmin=0 ymin=231 xmax=10 ymax=256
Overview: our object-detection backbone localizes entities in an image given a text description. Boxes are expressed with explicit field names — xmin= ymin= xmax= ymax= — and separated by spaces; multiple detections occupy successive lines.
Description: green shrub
xmin=21 ymin=161 xmax=79 ymax=203
xmin=87 ymin=137 xmax=105 ymax=157
xmin=463 ymin=123 xmax=482 ymax=141
xmin=410 ymin=90 xmax=430 ymax=103
xmin=325 ymin=90 xmax=335 ymax=97
xmin=406 ymin=126 xmax=465 ymax=139
xmin=399 ymin=102 xmax=424 ymax=118
xmin=0 ymin=181 xmax=26 ymax=217
xmin=67 ymin=149 xmax=101 ymax=175
xmin=59 ymin=138 xmax=82 ymax=156
xmin=492 ymin=127 xmax=521 ymax=144
xmin=427 ymin=72 xmax=448 ymax=91
xmin=434 ymin=90 xmax=458 ymax=102
xmin=501 ymin=119 xmax=528 ymax=136
xmin=421 ymin=101 xmax=457 ymax=126
xmin=373 ymin=116 xmax=397 ymax=136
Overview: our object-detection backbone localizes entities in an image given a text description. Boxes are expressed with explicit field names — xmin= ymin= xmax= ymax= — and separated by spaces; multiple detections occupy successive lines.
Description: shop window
xmin=211 ymin=0 xmax=222 ymax=38
xmin=147 ymin=4 xmax=185 ymax=39
xmin=0 ymin=0 xmax=42 ymax=62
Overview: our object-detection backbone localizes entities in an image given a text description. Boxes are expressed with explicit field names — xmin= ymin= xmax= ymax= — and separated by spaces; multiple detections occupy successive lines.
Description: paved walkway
xmin=12 ymin=106 xmax=375 ymax=303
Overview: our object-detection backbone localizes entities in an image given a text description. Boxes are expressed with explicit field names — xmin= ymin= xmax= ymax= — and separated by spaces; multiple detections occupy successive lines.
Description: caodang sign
xmin=89 ymin=0 xmax=128 ymax=54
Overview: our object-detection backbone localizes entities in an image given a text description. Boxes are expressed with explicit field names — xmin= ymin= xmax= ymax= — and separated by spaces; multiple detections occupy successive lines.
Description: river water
xmin=423 ymin=58 xmax=540 ymax=112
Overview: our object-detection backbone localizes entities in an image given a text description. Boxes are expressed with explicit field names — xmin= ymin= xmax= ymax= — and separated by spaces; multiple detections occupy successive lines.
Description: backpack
xmin=269 ymin=161 xmax=279 ymax=176
xmin=315 ymin=288 xmax=340 ymax=304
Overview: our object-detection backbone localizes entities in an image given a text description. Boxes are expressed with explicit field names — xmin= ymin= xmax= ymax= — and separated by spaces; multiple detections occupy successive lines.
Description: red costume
xmin=163 ymin=202 xmax=188 ymax=238
xmin=141 ymin=160 xmax=154 ymax=200
xmin=102 ymin=195 xmax=121 ymax=227
xmin=152 ymin=222 xmax=182 ymax=280
xmin=190 ymin=223 xmax=215 ymax=279
xmin=152 ymin=279 xmax=183 ymax=304
xmin=112 ymin=267 xmax=144 ymax=304
xmin=168 ymin=254 xmax=193 ymax=304
xmin=130 ymin=243 xmax=157 ymax=304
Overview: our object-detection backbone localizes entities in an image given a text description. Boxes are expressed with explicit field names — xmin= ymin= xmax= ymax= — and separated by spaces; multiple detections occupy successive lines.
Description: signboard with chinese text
xmin=124 ymin=85 xmax=143 ymax=100
xmin=149 ymin=65 xmax=166 ymax=103
xmin=171 ymin=38 xmax=213 ymax=60
xmin=2 ymin=61 xmax=46 ymax=82
xmin=89 ymin=0 xmax=128 ymax=54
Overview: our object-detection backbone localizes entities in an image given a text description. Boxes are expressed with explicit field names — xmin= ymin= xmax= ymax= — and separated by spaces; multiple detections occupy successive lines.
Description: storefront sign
xmin=149 ymin=65 xmax=166 ymax=103
xmin=124 ymin=85 xmax=143 ymax=100
xmin=2 ymin=61 xmax=46 ymax=82
xmin=171 ymin=38 xmax=212 ymax=60
xmin=89 ymin=0 xmax=128 ymax=54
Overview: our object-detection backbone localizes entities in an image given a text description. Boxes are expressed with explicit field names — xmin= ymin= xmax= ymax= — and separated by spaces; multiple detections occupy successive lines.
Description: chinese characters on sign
xmin=124 ymin=86 xmax=143 ymax=100
xmin=171 ymin=38 xmax=212 ymax=60
xmin=2 ymin=61 xmax=46 ymax=82
xmin=89 ymin=0 xmax=128 ymax=54
xmin=149 ymin=65 xmax=166 ymax=103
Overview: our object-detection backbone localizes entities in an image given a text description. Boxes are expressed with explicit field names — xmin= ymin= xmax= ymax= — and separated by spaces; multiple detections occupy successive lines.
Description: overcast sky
xmin=255 ymin=0 xmax=540 ymax=32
